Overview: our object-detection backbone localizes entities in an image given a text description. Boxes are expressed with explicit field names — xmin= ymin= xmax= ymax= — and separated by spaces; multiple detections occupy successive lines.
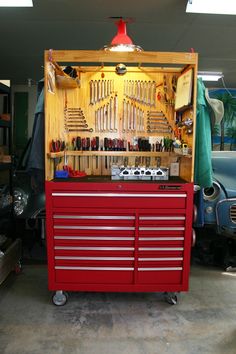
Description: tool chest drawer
xmin=46 ymin=181 xmax=193 ymax=292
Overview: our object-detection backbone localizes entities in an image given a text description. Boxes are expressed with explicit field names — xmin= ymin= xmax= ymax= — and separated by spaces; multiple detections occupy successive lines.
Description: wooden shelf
xmin=48 ymin=151 xmax=174 ymax=159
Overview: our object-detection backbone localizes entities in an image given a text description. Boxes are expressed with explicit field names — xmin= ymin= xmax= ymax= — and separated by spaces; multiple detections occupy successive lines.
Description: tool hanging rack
xmin=45 ymin=49 xmax=198 ymax=181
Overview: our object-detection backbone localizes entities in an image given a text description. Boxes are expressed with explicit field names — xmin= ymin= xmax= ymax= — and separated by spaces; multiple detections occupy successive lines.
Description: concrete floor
xmin=0 ymin=265 xmax=236 ymax=354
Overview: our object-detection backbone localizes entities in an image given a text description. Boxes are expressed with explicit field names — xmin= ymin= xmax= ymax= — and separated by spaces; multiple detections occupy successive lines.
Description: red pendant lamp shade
xmin=111 ymin=19 xmax=133 ymax=45
xmin=103 ymin=18 xmax=143 ymax=52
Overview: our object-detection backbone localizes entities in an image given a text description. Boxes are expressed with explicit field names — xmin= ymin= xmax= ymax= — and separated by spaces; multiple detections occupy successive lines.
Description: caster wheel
xmin=15 ymin=261 xmax=22 ymax=274
xmin=164 ymin=292 xmax=178 ymax=305
xmin=52 ymin=291 xmax=68 ymax=306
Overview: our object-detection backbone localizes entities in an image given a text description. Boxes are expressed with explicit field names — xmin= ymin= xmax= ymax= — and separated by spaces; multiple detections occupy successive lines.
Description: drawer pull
xmin=140 ymin=216 xmax=185 ymax=220
xmin=54 ymin=236 xmax=135 ymax=241
xmin=54 ymin=246 xmax=134 ymax=251
xmin=52 ymin=192 xmax=186 ymax=198
xmin=139 ymin=227 xmax=185 ymax=231
xmin=138 ymin=267 xmax=183 ymax=271
xmin=139 ymin=237 xmax=184 ymax=241
xmin=55 ymin=266 xmax=134 ymax=271
xmin=53 ymin=215 xmax=135 ymax=220
xmin=55 ymin=256 xmax=134 ymax=261
xmin=139 ymin=247 xmax=183 ymax=251
xmin=54 ymin=225 xmax=135 ymax=231
xmin=139 ymin=257 xmax=183 ymax=261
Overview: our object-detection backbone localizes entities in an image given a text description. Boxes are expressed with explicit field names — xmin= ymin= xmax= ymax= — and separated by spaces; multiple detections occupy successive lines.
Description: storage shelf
xmin=48 ymin=151 xmax=175 ymax=159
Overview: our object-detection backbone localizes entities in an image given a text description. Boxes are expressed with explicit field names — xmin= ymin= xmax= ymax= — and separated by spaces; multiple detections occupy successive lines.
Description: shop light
xmin=0 ymin=0 xmax=33 ymax=6
xmin=198 ymin=71 xmax=224 ymax=81
xmin=103 ymin=18 xmax=143 ymax=52
xmin=186 ymin=0 xmax=236 ymax=15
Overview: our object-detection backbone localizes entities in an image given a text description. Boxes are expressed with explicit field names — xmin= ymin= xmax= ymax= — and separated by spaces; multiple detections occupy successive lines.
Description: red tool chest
xmin=46 ymin=180 xmax=193 ymax=302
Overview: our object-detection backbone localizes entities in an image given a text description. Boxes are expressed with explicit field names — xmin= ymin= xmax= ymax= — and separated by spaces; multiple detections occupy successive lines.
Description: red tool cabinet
xmin=46 ymin=180 xmax=193 ymax=304
xmin=44 ymin=50 xmax=198 ymax=305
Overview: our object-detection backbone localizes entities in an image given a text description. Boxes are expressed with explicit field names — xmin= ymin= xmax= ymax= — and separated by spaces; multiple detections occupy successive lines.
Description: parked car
xmin=197 ymin=151 xmax=236 ymax=238
xmin=194 ymin=151 xmax=236 ymax=268
xmin=13 ymin=138 xmax=45 ymax=220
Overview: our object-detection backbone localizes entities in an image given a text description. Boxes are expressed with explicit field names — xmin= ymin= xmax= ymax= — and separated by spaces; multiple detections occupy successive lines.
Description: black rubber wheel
xmin=164 ymin=292 xmax=178 ymax=305
xmin=52 ymin=291 xmax=68 ymax=306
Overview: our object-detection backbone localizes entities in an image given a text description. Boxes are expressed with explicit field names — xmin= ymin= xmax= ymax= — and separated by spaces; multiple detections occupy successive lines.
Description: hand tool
xmin=90 ymin=80 xmax=94 ymax=105
xmin=147 ymin=81 xmax=151 ymax=105
xmin=97 ymin=80 xmax=101 ymax=102
xmin=95 ymin=110 xmax=98 ymax=132
xmin=102 ymin=105 xmax=106 ymax=131
xmin=68 ymin=128 xmax=93 ymax=132
xmin=127 ymin=101 xmax=131 ymax=131
xmin=97 ymin=108 xmax=101 ymax=132
xmin=66 ymin=118 xmax=87 ymax=123
xmin=104 ymin=137 xmax=108 ymax=169
xmin=133 ymin=104 xmax=137 ymax=131
xmin=131 ymin=102 xmax=134 ymax=131
xmin=86 ymin=137 xmax=90 ymax=169
xmin=106 ymin=103 xmax=109 ymax=132
xmin=109 ymin=97 xmax=113 ymax=131
xmin=64 ymin=108 xmax=83 ymax=112
xmin=94 ymin=80 xmax=97 ymax=104
xmin=140 ymin=81 xmax=144 ymax=103
xmin=101 ymin=80 xmax=105 ymax=100
xmin=66 ymin=124 xmax=88 ymax=128
xmin=137 ymin=80 xmax=141 ymax=102
xmin=114 ymin=94 xmax=118 ymax=132
xmin=95 ymin=136 xmax=99 ymax=168
xmin=76 ymin=136 xmax=81 ymax=170
xmin=122 ymin=99 xmax=126 ymax=132
xmin=147 ymin=129 xmax=172 ymax=134
xmin=151 ymin=81 xmax=156 ymax=106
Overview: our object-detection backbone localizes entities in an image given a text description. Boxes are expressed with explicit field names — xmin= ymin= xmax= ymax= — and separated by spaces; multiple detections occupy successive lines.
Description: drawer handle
xmin=54 ymin=226 xmax=135 ymax=231
xmin=54 ymin=246 xmax=134 ymax=251
xmin=53 ymin=215 xmax=135 ymax=220
xmin=55 ymin=256 xmax=134 ymax=261
xmin=52 ymin=192 xmax=186 ymax=198
xmin=139 ymin=227 xmax=185 ymax=231
xmin=54 ymin=236 xmax=135 ymax=241
xmin=55 ymin=266 xmax=134 ymax=271
xmin=139 ymin=216 xmax=185 ymax=220
xmin=138 ymin=257 xmax=183 ymax=261
xmin=139 ymin=247 xmax=183 ymax=251
xmin=138 ymin=267 xmax=183 ymax=271
xmin=139 ymin=237 xmax=184 ymax=241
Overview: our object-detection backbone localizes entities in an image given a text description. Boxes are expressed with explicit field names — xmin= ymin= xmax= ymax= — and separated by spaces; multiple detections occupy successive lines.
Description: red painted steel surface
xmin=46 ymin=181 xmax=193 ymax=293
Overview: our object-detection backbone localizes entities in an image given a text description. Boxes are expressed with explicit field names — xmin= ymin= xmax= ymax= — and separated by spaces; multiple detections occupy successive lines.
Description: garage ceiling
xmin=0 ymin=0 xmax=236 ymax=87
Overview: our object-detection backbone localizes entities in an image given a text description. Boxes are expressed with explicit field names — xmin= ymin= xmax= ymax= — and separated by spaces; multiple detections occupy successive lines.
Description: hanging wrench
xmin=114 ymin=94 xmax=118 ymax=132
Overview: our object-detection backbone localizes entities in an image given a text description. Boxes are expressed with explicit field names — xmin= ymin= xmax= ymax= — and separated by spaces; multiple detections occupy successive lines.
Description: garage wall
xmin=11 ymin=84 xmax=37 ymax=138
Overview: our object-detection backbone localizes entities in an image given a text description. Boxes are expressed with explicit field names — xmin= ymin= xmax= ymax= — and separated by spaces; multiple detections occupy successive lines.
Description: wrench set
xmin=146 ymin=110 xmax=172 ymax=134
xmin=64 ymin=108 xmax=93 ymax=132
xmin=124 ymin=80 xmax=156 ymax=106
xmin=90 ymin=79 xmax=115 ymax=105
xmin=95 ymin=95 xmax=118 ymax=132
xmin=122 ymin=99 xmax=145 ymax=132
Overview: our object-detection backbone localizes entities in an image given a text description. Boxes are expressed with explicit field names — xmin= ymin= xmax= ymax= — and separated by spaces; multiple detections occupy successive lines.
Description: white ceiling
xmin=1 ymin=0 xmax=236 ymax=87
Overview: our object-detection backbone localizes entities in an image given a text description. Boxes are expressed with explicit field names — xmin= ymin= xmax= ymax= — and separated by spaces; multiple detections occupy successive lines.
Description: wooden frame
xmin=44 ymin=50 xmax=198 ymax=182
